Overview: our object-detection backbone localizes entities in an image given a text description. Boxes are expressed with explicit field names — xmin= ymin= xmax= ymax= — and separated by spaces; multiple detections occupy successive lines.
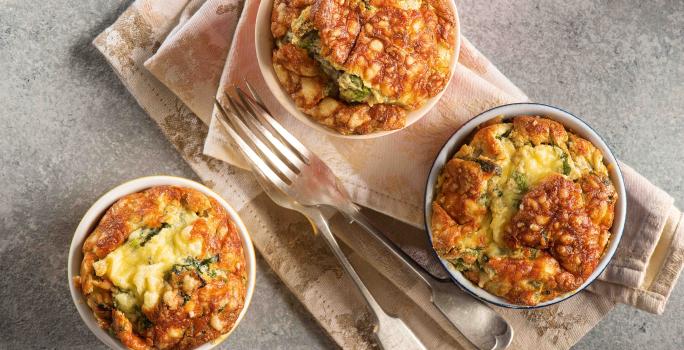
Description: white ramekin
xmin=424 ymin=103 xmax=627 ymax=309
xmin=67 ymin=176 xmax=257 ymax=349
xmin=254 ymin=0 xmax=461 ymax=139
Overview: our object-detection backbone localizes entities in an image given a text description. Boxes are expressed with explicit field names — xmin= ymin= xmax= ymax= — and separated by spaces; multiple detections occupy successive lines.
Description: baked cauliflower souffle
xmin=430 ymin=116 xmax=617 ymax=305
xmin=271 ymin=0 xmax=457 ymax=135
xmin=75 ymin=186 xmax=247 ymax=350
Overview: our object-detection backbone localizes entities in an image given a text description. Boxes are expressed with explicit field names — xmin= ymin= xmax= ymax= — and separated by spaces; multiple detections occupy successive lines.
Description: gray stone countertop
xmin=0 ymin=0 xmax=681 ymax=349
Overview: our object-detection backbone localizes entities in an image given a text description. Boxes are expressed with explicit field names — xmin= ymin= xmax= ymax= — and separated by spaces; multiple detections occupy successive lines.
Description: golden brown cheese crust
xmin=344 ymin=0 xmax=456 ymax=106
xmin=510 ymin=115 xmax=568 ymax=147
xmin=431 ymin=116 xmax=617 ymax=305
xmin=505 ymin=174 xmax=608 ymax=284
xmin=272 ymin=43 xmax=330 ymax=109
xmin=271 ymin=0 xmax=457 ymax=134
xmin=75 ymin=186 xmax=247 ymax=350
xmin=272 ymin=0 xmax=315 ymax=38
xmin=310 ymin=0 xmax=360 ymax=66
xmin=272 ymin=43 xmax=405 ymax=134
xmin=437 ymin=158 xmax=491 ymax=226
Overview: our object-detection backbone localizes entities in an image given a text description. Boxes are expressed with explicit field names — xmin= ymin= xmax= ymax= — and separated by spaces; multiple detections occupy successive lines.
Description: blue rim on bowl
xmin=423 ymin=103 xmax=627 ymax=309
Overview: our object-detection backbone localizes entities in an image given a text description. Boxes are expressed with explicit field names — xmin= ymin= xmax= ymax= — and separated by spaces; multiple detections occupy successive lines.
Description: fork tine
xmin=214 ymin=98 xmax=289 ymax=190
xmin=238 ymin=84 xmax=312 ymax=162
xmin=234 ymin=89 xmax=306 ymax=170
xmin=223 ymin=90 xmax=299 ymax=183
xmin=243 ymin=79 xmax=270 ymax=113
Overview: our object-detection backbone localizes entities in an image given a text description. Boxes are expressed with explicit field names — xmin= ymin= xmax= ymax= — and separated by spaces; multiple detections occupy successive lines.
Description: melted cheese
xmin=486 ymin=143 xmax=566 ymax=249
xmin=514 ymin=145 xmax=565 ymax=186
xmin=92 ymin=207 xmax=203 ymax=312
xmin=434 ymin=117 xmax=614 ymax=305
xmin=397 ymin=0 xmax=422 ymax=10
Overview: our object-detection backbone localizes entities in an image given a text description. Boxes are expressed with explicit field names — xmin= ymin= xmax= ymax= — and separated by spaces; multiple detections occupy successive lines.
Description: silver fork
xmin=214 ymin=83 xmax=513 ymax=350
xmin=215 ymin=93 xmax=425 ymax=350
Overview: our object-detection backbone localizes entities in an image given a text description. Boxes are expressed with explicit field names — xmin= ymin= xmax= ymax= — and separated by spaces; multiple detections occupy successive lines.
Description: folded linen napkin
xmin=94 ymin=0 xmax=684 ymax=348
xmin=146 ymin=0 xmax=684 ymax=312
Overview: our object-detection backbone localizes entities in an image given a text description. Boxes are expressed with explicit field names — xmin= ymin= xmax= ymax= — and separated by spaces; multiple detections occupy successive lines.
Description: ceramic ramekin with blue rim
xmin=424 ymin=103 xmax=627 ymax=309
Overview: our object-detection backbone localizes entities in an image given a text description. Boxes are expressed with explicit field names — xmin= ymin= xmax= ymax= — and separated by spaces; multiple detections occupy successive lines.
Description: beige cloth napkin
xmin=94 ymin=0 xmax=684 ymax=348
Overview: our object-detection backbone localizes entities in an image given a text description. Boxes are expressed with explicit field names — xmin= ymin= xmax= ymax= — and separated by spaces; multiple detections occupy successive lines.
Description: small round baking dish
xmin=424 ymin=103 xmax=627 ymax=308
xmin=67 ymin=176 xmax=257 ymax=349
xmin=254 ymin=0 xmax=461 ymax=139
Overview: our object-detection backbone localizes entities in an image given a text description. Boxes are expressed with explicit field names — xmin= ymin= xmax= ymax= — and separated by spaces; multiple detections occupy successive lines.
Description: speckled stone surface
xmin=0 ymin=0 xmax=681 ymax=349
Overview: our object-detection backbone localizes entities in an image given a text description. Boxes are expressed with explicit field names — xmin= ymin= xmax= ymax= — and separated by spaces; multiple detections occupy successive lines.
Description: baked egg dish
xmin=430 ymin=116 xmax=617 ymax=305
xmin=75 ymin=186 xmax=247 ymax=350
xmin=270 ymin=0 xmax=457 ymax=135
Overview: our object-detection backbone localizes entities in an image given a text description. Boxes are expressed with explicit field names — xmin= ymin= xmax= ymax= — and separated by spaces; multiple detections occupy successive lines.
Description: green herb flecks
xmin=360 ymin=0 xmax=374 ymax=10
xmin=476 ymin=253 xmax=490 ymax=271
xmin=512 ymin=171 xmax=528 ymax=192
xmin=168 ymin=255 xmax=220 ymax=286
xmin=283 ymin=10 xmax=383 ymax=105
xmin=474 ymin=158 xmax=502 ymax=175
xmin=529 ymin=248 xmax=539 ymax=259
xmin=299 ymin=31 xmax=320 ymax=53
xmin=134 ymin=306 xmax=153 ymax=330
xmin=129 ymin=223 xmax=170 ymax=248
xmin=560 ymin=152 xmax=571 ymax=175
xmin=453 ymin=258 xmax=467 ymax=271
xmin=181 ymin=292 xmax=191 ymax=305
xmin=338 ymin=73 xmax=371 ymax=103
xmin=496 ymin=127 xmax=512 ymax=140
xmin=451 ymin=249 xmax=482 ymax=272
xmin=481 ymin=193 xmax=490 ymax=207
xmin=139 ymin=314 xmax=153 ymax=330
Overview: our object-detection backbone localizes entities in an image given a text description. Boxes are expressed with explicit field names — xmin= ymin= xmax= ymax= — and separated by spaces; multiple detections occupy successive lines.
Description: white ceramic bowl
xmin=67 ymin=176 xmax=257 ymax=349
xmin=254 ymin=0 xmax=461 ymax=139
xmin=424 ymin=103 xmax=627 ymax=308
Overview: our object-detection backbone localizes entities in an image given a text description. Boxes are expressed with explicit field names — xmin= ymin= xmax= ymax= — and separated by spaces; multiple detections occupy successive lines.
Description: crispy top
xmin=270 ymin=0 xmax=457 ymax=134
xmin=341 ymin=0 xmax=456 ymax=106
xmin=75 ymin=186 xmax=247 ymax=350
xmin=431 ymin=116 xmax=617 ymax=305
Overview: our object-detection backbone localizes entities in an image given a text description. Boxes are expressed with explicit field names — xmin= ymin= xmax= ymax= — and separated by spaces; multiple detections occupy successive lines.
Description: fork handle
xmin=306 ymin=209 xmax=426 ymax=350
xmin=341 ymin=207 xmax=445 ymax=285
xmin=341 ymin=207 xmax=513 ymax=350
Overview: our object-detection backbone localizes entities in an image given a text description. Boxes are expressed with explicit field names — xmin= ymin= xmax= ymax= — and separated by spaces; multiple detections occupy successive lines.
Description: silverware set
xmin=214 ymin=83 xmax=513 ymax=350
